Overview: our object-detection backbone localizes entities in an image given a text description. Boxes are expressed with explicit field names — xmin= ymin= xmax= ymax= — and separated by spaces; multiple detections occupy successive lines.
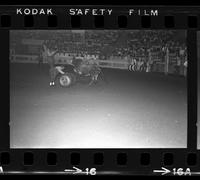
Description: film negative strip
xmin=0 ymin=5 xmax=199 ymax=175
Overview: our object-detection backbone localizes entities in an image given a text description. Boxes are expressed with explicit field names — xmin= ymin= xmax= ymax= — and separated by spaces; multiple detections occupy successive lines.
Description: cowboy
xmin=46 ymin=46 xmax=58 ymax=86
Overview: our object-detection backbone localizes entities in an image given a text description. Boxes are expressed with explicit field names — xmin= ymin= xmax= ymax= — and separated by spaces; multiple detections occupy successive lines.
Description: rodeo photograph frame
xmin=10 ymin=29 xmax=188 ymax=149
xmin=0 ymin=4 xmax=199 ymax=176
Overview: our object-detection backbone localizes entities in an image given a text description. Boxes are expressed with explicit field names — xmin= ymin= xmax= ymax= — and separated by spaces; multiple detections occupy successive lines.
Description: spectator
xmin=183 ymin=60 xmax=187 ymax=77
xmin=175 ymin=56 xmax=181 ymax=75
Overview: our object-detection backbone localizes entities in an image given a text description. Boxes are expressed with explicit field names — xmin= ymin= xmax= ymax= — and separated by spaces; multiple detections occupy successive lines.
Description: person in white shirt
xmin=55 ymin=66 xmax=65 ymax=74
xmin=146 ymin=60 xmax=150 ymax=72
xmin=175 ymin=56 xmax=181 ymax=75
xmin=183 ymin=60 xmax=187 ymax=77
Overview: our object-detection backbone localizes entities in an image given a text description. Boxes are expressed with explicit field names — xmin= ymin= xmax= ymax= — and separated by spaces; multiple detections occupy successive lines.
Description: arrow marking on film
xmin=64 ymin=166 xmax=82 ymax=174
xmin=153 ymin=167 xmax=171 ymax=175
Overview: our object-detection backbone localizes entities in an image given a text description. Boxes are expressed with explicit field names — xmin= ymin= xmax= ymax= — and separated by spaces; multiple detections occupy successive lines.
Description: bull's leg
xmin=89 ymin=74 xmax=99 ymax=86
xmin=98 ymin=71 xmax=108 ymax=84
xmin=88 ymin=78 xmax=94 ymax=86
xmin=94 ymin=74 xmax=99 ymax=81
xmin=88 ymin=74 xmax=97 ymax=86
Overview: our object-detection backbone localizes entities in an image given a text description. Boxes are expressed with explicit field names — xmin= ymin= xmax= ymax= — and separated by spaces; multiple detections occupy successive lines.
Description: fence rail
xmin=10 ymin=54 xmax=38 ymax=63
xmin=10 ymin=53 xmax=186 ymax=76
xmin=10 ymin=54 xmax=131 ymax=69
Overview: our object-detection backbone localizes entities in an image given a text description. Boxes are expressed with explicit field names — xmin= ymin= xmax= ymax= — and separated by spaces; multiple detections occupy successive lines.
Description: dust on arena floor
xmin=10 ymin=63 xmax=187 ymax=148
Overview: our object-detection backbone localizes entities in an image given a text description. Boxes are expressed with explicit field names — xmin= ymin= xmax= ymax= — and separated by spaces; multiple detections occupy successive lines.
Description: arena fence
xmin=9 ymin=53 xmax=186 ymax=76
xmin=9 ymin=38 xmax=187 ymax=76
xmin=10 ymin=53 xmax=130 ymax=69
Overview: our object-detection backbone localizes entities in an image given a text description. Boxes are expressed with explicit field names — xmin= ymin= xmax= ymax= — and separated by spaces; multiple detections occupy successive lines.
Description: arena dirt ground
xmin=10 ymin=63 xmax=187 ymax=148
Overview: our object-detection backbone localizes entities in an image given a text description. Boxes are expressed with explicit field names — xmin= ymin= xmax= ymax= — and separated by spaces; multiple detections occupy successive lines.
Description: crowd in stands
xmin=10 ymin=30 xmax=188 ymax=75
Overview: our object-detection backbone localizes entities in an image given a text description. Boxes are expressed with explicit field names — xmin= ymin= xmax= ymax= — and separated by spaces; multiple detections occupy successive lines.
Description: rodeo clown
xmin=128 ymin=58 xmax=137 ymax=71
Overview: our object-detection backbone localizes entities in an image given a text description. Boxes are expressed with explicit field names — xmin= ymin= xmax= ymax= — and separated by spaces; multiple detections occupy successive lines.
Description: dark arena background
xmin=10 ymin=30 xmax=187 ymax=148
